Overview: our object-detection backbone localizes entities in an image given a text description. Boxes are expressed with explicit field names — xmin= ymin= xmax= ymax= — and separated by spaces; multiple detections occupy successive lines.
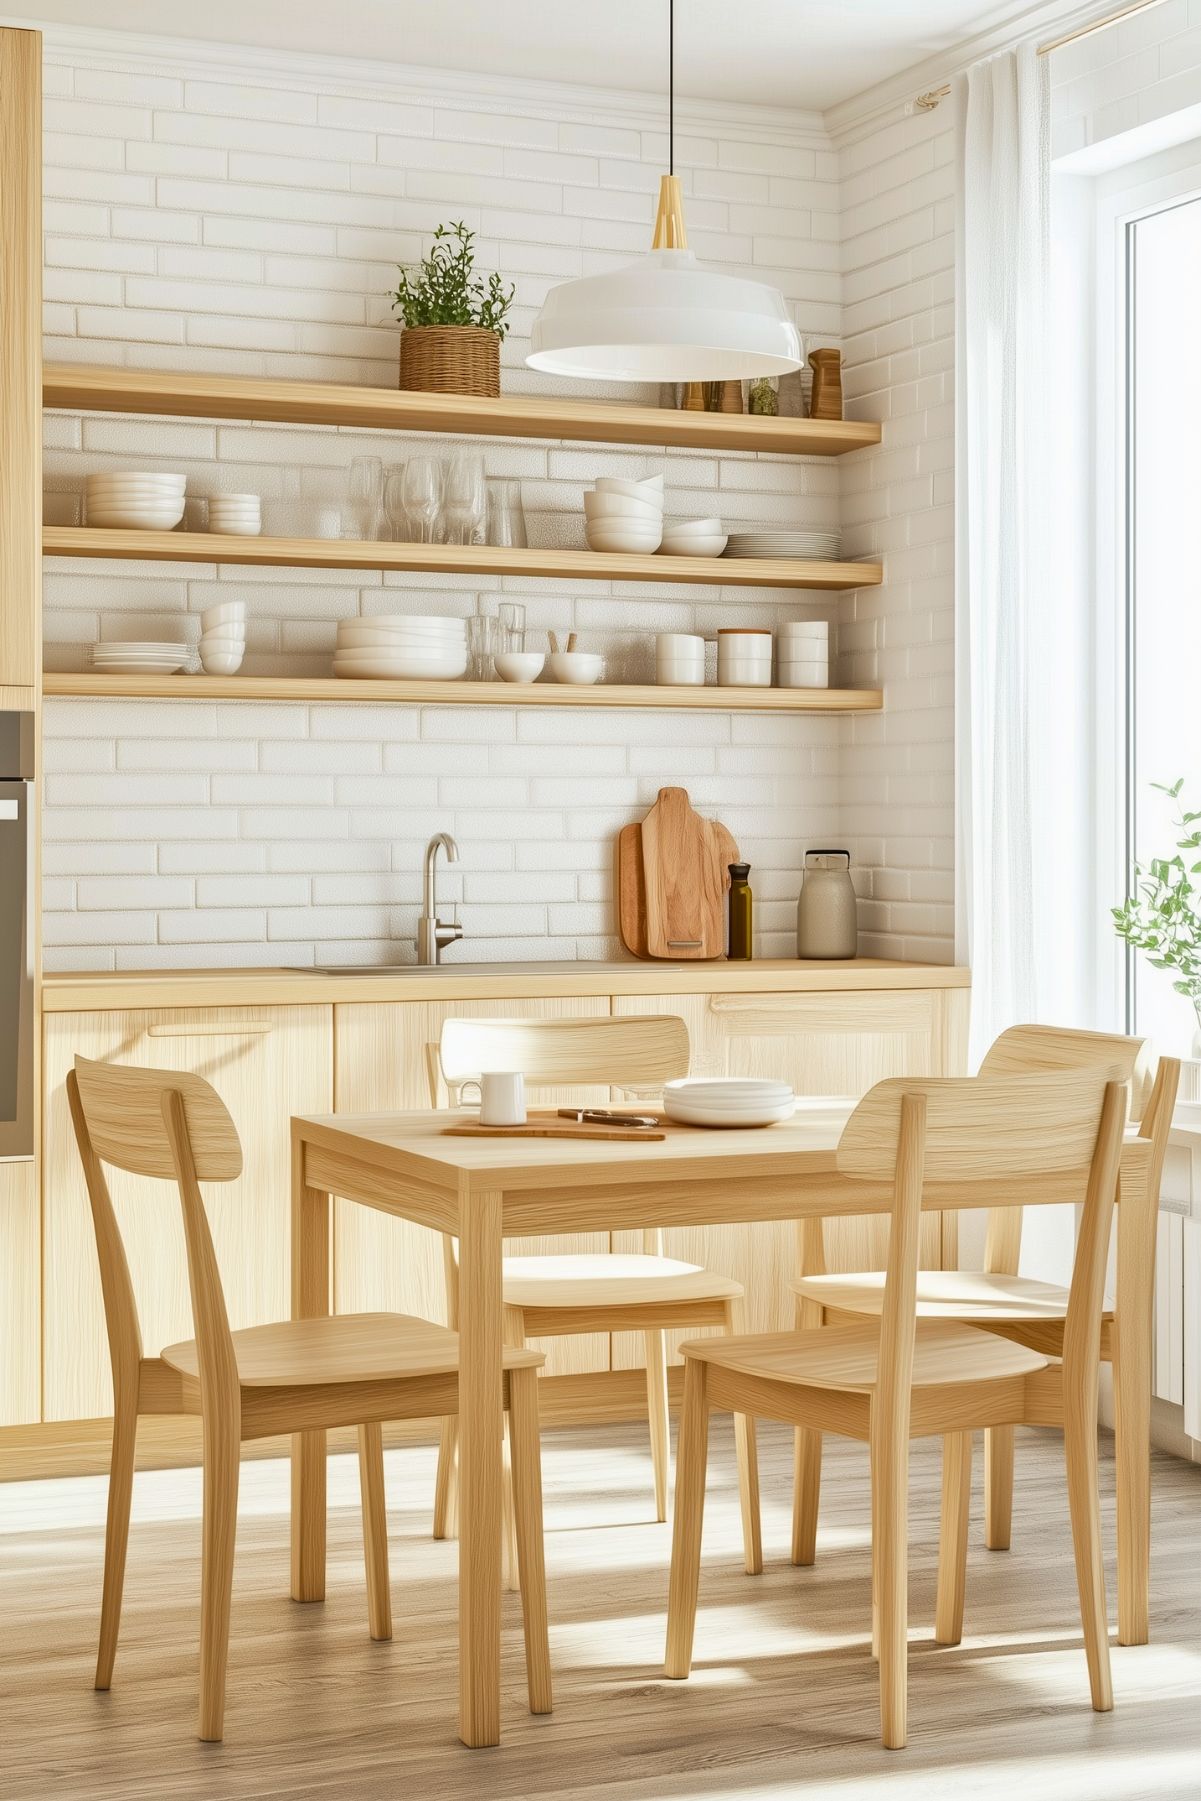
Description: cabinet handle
xmin=145 ymin=1022 xmax=274 ymax=1038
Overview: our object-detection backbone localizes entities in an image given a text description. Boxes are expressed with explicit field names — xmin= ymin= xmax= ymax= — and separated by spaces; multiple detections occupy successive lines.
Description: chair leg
xmin=197 ymin=1410 xmax=240 ymax=1743
xmin=95 ymin=1397 xmax=138 ymax=1690
xmin=870 ymin=1409 xmax=910 ymax=1750
xmin=984 ymin=1425 xmax=1014 ymax=1551
xmin=357 ymin=1422 xmax=392 ymax=1642
xmin=645 ymin=1329 xmax=671 ymax=1523
xmin=507 ymin=1368 xmax=553 ymax=1715
xmin=433 ymin=1415 xmax=458 ymax=1540
xmin=935 ymin=1432 xmax=972 ymax=1646
xmin=1065 ymin=1405 xmax=1114 ymax=1711
xmin=790 ymin=1298 xmax=825 ymax=1567
xmin=722 ymin=1298 xmax=761 ymax=1575
xmin=501 ymin=1305 xmax=526 ymax=1593
xmin=664 ymin=1357 xmax=710 ymax=1679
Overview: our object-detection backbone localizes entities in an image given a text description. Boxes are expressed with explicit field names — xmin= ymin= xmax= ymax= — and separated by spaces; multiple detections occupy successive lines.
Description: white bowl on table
xmin=493 ymin=651 xmax=546 ymax=683
xmin=663 ymin=1077 xmax=796 ymax=1129
xmin=549 ymin=651 xmax=604 ymax=685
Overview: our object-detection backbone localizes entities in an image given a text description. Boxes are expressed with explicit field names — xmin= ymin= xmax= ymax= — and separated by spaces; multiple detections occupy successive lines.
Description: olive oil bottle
xmin=727 ymin=862 xmax=753 ymax=960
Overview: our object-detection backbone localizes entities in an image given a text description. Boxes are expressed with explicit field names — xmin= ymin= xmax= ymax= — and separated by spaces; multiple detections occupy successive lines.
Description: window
xmin=1096 ymin=148 xmax=1201 ymax=1051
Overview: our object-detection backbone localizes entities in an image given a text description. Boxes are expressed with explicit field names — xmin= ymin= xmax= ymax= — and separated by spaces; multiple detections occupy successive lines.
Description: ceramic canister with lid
xmin=717 ymin=628 xmax=772 ymax=687
xmin=796 ymin=848 xmax=857 ymax=958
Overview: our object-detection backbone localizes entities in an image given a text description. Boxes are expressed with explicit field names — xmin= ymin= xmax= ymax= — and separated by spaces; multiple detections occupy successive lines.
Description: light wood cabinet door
xmin=611 ymin=986 xmax=967 ymax=1362
xmin=0 ymin=1159 xmax=38 ymax=1424
xmin=0 ymin=28 xmax=40 ymax=698
xmin=333 ymin=996 xmax=612 ymax=1375
xmin=42 ymin=1005 xmax=332 ymax=1421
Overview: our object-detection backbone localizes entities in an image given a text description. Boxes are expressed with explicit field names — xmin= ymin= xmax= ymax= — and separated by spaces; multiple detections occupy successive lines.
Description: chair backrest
xmin=434 ymin=1013 xmax=691 ymax=1098
xmin=837 ymin=1070 xmax=1128 ymax=1441
xmin=68 ymin=1056 xmax=241 ymax=1415
xmin=975 ymin=1024 xmax=1148 ymax=1275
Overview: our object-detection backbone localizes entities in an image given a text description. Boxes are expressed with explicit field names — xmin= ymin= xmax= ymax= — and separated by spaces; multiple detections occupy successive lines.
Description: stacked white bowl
xmin=334 ymin=614 xmax=468 ymax=680
xmin=583 ymin=474 xmax=664 ymax=554
xmin=777 ymin=621 xmax=829 ymax=688
xmin=658 ymin=516 xmax=727 ymax=558
xmin=656 ymin=632 xmax=706 ymax=686
xmin=85 ymin=471 xmax=185 ymax=531
xmin=717 ymin=628 xmax=773 ymax=688
xmin=199 ymin=601 xmax=247 ymax=675
xmin=663 ymin=1076 xmax=795 ymax=1129
xmin=208 ymin=493 xmax=262 ymax=537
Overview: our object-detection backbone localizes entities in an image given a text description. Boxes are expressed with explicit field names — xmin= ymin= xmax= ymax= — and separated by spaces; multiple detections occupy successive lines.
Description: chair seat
xmin=501 ymin=1253 xmax=742 ymax=1310
xmin=679 ymin=1319 xmax=1047 ymax=1393
xmin=790 ymin=1267 xmax=1107 ymax=1324
xmin=162 ymin=1310 xmax=544 ymax=1388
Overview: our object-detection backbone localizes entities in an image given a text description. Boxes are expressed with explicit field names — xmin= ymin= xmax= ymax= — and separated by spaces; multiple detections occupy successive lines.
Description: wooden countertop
xmin=41 ymin=958 xmax=969 ymax=1013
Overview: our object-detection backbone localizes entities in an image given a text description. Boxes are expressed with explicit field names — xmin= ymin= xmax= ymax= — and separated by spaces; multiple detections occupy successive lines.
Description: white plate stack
xmin=90 ymin=640 xmax=190 ymax=675
xmin=208 ymin=493 xmax=261 ymax=537
xmin=777 ymin=621 xmax=829 ymax=689
xmin=663 ymin=1076 xmax=795 ymax=1128
xmin=583 ymin=474 xmax=664 ymax=554
xmin=200 ymin=601 xmax=246 ymax=675
xmin=85 ymin=471 xmax=186 ymax=531
xmin=333 ymin=614 xmax=468 ymax=680
xmin=723 ymin=530 xmax=841 ymax=562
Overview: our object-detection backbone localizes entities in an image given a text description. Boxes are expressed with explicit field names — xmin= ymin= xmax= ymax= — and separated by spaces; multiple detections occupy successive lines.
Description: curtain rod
xmin=913 ymin=0 xmax=1165 ymax=111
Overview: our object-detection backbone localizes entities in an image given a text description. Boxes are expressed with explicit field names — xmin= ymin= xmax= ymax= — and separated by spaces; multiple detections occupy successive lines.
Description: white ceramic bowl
xmin=201 ymin=602 xmax=247 ymax=628
xmin=493 ymin=651 xmax=546 ymax=683
xmin=664 ymin=516 xmax=723 ymax=535
xmin=663 ymin=1097 xmax=794 ymax=1129
xmin=659 ymin=534 xmax=728 ymax=558
xmin=337 ymin=628 xmax=467 ymax=651
xmin=333 ymin=652 xmax=468 ymax=679
xmin=777 ymin=670 xmax=828 ymax=689
xmin=198 ymin=650 xmax=245 ymax=675
xmin=357 ymin=614 xmax=467 ymax=633
xmin=86 ymin=472 xmax=186 ymax=490
xmin=209 ymin=493 xmax=260 ymax=506
xmin=593 ymin=474 xmax=664 ymax=499
xmin=209 ymin=519 xmax=261 ymax=536
xmin=583 ymin=491 xmax=663 ymax=522
xmin=86 ymin=507 xmax=186 ymax=530
xmin=549 ymin=651 xmax=604 ymax=685
xmin=656 ymin=664 xmax=705 ymax=687
xmin=718 ymin=665 xmax=772 ymax=687
xmin=585 ymin=524 xmax=663 ymax=554
xmin=199 ymin=632 xmax=247 ymax=651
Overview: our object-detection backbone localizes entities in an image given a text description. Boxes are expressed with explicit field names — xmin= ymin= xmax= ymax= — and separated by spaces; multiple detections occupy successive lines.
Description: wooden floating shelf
xmin=44 ymin=362 xmax=882 ymax=457
xmin=43 ymin=673 xmax=884 ymax=713
xmin=43 ymin=527 xmax=882 ymax=592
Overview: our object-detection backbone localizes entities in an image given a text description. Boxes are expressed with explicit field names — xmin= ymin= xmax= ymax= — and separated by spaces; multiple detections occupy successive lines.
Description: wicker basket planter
xmin=398 ymin=325 xmax=500 ymax=398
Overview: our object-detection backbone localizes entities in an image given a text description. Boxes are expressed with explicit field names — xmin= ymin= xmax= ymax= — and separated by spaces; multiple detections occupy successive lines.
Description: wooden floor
xmin=1 ymin=1422 xmax=1198 ymax=1800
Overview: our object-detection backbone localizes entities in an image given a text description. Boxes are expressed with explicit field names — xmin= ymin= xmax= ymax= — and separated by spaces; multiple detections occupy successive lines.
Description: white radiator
xmin=1156 ymin=1128 xmax=1201 ymax=1441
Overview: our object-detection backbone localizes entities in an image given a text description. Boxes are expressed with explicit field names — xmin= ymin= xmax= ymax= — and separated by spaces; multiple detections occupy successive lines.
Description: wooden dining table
xmin=289 ymin=1101 xmax=1157 ymax=1750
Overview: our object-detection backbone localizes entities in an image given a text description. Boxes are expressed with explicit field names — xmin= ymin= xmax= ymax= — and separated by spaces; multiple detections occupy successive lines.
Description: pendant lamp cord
xmin=668 ymin=0 xmax=674 ymax=176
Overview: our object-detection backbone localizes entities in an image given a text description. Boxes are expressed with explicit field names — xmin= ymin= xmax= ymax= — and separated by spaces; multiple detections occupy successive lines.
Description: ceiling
xmin=17 ymin=0 xmax=1063 ymax=110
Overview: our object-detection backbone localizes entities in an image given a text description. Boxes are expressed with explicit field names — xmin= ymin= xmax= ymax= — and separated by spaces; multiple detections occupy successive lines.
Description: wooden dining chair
xmin=788 ymin=1025 xmax=1175 ymax=1565
xmin=664 ymin=1069 xmax=1129 ymax=1749
xmin=427 ymin=1014 xmax=761 ymax=1576
xmin=68 ymin=1054 xmax=551 ymax=1742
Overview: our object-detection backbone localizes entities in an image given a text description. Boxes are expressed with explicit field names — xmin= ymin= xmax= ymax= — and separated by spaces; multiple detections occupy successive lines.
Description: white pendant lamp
xmin=527 ymin=5 xmax=802 ymax=383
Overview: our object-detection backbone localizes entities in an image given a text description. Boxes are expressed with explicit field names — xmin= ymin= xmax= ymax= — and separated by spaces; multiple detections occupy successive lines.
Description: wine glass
xmin=443 ymin=453 xmax=486 ymax=546
xmin=384 ymin=464 xmax=409 ymax=539
xmin=400 ymin=457 xmax=444 ymax=544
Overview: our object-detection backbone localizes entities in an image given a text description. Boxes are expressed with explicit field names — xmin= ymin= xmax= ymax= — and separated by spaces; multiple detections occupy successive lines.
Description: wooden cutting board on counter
xmin=630 ymin=786 xmax=737 ymax=961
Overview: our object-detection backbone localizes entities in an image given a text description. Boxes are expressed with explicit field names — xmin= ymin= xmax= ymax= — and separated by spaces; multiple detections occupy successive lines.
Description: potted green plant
xmin=390 ymin=221 xmax=515 ymax=399
xmin=1112 ymin=778 xmax=1201 ymax=1053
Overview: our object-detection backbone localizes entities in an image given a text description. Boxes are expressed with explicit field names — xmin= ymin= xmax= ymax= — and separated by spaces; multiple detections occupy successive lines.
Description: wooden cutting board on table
xmin=636 ymin=786 xmax=738 ymax=960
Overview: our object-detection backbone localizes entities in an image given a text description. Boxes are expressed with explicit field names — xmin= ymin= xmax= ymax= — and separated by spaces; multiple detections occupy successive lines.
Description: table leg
xmin=290 ymin=1125 xmax=330 ymax=1603
xmin=1114 ymin=1159 xmax=1155 ymax=1645
xmin=457 ymin=1187 xmax=504 ymax=1749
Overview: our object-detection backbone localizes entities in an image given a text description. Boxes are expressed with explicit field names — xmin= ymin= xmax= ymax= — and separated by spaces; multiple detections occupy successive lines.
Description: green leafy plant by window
xmin=389 ymin=221 xmax=515 ymax=338
xmin=1112 ymin=778 xmax=1201 ymax=1037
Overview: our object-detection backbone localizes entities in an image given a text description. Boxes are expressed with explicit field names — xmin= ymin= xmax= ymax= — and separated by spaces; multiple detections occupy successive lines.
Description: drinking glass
xmin=466 ymin=609 xmax=495 ymax=680
xmin=487 ymin=478 xmax=527 ymax=548
xmin=401 ymin=456 xmax=444 ymax=543
xmin=342 ymin=456 xmax=386 ymax=540
xmin=384 ymin=464 xmax=409 ymax=539
xmin=497 ymin=601 xmax=526 ymax=655
xmin=443 ymin=452 xmax=486 ymax=545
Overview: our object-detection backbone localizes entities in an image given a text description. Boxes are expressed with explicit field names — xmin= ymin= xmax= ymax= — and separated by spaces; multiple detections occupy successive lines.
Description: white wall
xmin=36 ymin=29 xmax=851 ymax=969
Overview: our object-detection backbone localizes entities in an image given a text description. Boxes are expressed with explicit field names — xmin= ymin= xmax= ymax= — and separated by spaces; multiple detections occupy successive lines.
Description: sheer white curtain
xmin=954 ymin=43 xmax=1053 ymax=1067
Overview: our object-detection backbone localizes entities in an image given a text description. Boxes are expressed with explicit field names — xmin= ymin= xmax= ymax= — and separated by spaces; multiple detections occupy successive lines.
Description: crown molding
xmin=823 ymin=0 xmax=1120 ymax=142
xmin=0 ymin=14 xmax=831 ymax=147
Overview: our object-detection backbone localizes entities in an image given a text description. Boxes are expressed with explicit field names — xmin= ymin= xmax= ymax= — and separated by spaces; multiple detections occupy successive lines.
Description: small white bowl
xmin=583 ymin=491 xmax=663 ymax=521
xmin=208 ymin=519 xmax=262 ymax=536
xmin=200 ymin=632 xmax=247 ymax=651
xmin=660 ymin=534 xmax=728 ymax=558
xmin=494 ymin=651 xmax=546 ymax=683
xmin=86 ymin=509 xmax=185 ymax=531
xmin=663 ymin=516 xmax=723 ymax=535
xmin=585 ymin=525 xmax=663 ymax=554
xmin=209 ymin=493 xmax=260 ymax=506
xmin=199 ymin=649 xmax=245 ymax=675
xmin=202 ymin=602 xmax=247 ymax=628
xmin=86 ymin=472 xmax=186 ymax=489
xmin=593 ymin=474 xmax=664 ymax=499
xmin=360 ymin=614 xmax=467 ymax=633
xmin=549 ymin=651 xmax=604 ymax=685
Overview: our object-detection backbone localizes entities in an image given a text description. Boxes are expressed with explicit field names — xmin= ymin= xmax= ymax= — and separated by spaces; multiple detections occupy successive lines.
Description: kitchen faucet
xmin=417 ymin=832 xmax=462 ymax=965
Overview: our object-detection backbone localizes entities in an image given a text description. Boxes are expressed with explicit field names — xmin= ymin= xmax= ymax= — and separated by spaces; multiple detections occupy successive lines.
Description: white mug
xmin=461 ymin=1070 xmax=526 ymax=1126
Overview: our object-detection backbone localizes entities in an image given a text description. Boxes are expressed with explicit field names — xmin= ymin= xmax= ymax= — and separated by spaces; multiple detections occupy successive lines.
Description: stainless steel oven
xmin=0 ymin=711 xmax=34 ymax=1160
